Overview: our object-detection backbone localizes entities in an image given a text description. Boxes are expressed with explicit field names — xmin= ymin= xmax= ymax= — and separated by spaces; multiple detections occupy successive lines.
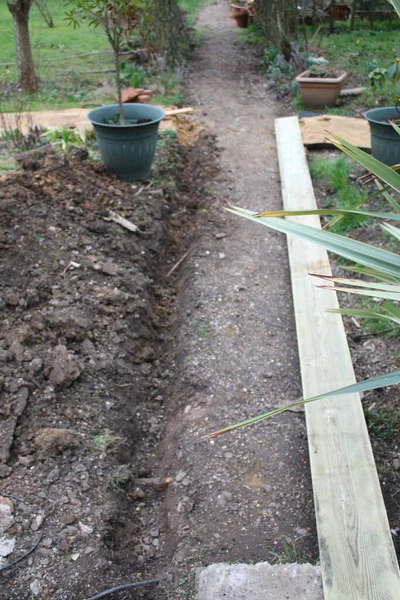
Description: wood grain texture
xmin=299 ymin=114 xmax=370 ymax=150
xmin=275 ymin=116 xmax=400 ymax=599
xmin=0 ymin=107 xmax=190 ymax=134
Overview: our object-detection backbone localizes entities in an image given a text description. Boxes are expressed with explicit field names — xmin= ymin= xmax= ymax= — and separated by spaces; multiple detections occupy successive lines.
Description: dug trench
xmin=0 ymin=130 xmax=224 ymax=599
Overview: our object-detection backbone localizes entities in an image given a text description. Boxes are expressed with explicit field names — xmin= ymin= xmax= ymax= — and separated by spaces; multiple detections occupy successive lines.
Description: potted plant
xmin=295 ymin=66 xmax=348 ymax=109
xmin=364 ymin=58 xmax=400 ymax=166
xmin=65 ymin=0 xmax=165 ymax=181
xmin=230 ymin=2 xmax=249 ymax=28
xmin=334 ymin=3 xmax=351 ymax=20
xmin=247 ymin=0 xmax=256 ymax=18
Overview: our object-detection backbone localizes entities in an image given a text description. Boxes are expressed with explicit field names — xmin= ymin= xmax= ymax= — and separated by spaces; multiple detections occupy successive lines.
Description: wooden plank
xmin=299 ymin=114 xmax=370 ymax=150
xmin=0 ymin=107 xmax=193 ymax=135
xmin=275 ymin=115 xmax=400 ymax=599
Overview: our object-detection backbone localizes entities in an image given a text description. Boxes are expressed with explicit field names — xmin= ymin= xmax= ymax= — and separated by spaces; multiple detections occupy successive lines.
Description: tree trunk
xmin=140 ymin=0 xmax=188 ymax=62
xmin=7 ymin=0 xmax=39 ymax=92
xmin=114 ymin=45 xmax=125 ymax=126
xmin=369 ymin=0 xmax=376 ymax=28
xmin=350 ymin=0 xmax=357 ymax=31
xmin=329 ymin=0 xmax=336 ymax=34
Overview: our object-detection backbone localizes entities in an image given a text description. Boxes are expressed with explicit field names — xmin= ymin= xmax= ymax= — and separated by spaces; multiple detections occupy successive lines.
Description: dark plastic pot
xmin=87 ymin=103 xmax=165 ymax=181
xmin=364 ymin=107 xmax=400 ymax=166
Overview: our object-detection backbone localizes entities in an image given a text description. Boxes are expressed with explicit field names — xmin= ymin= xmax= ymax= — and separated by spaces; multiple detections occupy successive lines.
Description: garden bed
xmin=0 ymin=128 xmax=218 ymax=599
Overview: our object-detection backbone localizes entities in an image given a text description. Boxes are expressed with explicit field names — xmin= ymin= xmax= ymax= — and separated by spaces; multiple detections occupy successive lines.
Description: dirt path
xmin=155 ymin=1 xmax=318 ymax=597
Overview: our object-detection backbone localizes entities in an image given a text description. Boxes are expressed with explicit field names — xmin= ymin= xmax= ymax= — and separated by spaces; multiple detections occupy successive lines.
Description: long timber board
xmin=275 ymin=115 xmax=400 ymax=599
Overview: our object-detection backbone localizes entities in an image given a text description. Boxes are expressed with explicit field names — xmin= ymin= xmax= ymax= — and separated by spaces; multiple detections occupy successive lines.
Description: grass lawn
xmin=178 ymin=0 xmax=211 ymax=25
xmin=0 ymin=0 xmax=210 ymax=113
xmin=0 ymin=1 xmax=117 ymax=111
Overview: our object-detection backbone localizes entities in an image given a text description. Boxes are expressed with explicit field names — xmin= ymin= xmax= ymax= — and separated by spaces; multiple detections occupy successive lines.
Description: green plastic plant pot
xmin=364 ymin=107 xmax=400 ymax=166
xmin=87 ymin=103 xmax=165 ymax=181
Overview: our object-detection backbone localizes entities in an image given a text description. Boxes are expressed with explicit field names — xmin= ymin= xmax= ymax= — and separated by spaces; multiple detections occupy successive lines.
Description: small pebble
xmin=175 ymin=471 xmax=186 ymax=483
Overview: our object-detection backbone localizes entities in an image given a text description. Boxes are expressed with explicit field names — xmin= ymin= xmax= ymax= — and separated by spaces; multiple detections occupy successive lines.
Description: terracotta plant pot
xmin=335 ymin=3 xmax=351 ymax=20
xmin=231 ymin=4 xmax=249 ymax=28
xmin=295 ymin=70 xmax=348 ymax=109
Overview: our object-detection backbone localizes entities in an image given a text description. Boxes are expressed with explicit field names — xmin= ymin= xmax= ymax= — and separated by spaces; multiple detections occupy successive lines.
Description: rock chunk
xmin=35 ymin=428 xmax=83 ymax=456
xmin=46 ymin=308 xmax=91 ymax=341
xmin=117 ymin=87 xmax=153 ymax=103
xmin=46 ymin=345 xmax=81 ymax=388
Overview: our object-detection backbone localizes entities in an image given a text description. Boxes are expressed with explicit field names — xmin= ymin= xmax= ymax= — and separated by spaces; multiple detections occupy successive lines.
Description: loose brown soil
xmin=0 ymin=133 xmax=219 ymax=599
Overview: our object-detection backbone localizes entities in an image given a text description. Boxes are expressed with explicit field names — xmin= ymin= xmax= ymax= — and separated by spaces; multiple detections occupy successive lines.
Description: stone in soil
xmin=196 ymin=562 xmax=323 ymax=600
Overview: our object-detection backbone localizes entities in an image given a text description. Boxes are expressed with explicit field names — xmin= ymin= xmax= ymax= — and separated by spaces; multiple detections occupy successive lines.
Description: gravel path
xmin=157 ymin=1 xmax=319 ymax=596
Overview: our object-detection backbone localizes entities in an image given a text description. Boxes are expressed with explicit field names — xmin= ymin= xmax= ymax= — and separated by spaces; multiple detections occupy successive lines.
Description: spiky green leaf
xmin=202 ymin=371 xmax=400 ymax=439
xmin=327 ymin=307 xmax=400 ymax=325
xmin=226 ymin=206 xmax=400 ymax=278
xmin=331 ymin=135 xmax=400 ymax=194
xmin=257 ymin=208 xmax=400 ymax=221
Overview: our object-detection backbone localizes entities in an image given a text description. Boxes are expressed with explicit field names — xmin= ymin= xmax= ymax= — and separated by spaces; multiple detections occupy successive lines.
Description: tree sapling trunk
xmin=7 ymin=0 xmax=39 ymax=93
xmin=34 ymin=0 xmax=54 ymax=28
xmin=330 ymin=0 xmax=336 ymax=34
xmin=350 ymin=0 xmax=357 ymax=31
xmin=113 ymin=44 xmax=125 ymax=125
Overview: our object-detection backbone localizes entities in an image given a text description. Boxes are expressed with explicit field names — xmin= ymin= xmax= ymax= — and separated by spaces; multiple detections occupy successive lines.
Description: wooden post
xmin=350 ymin=0 xmax=357 ymax=31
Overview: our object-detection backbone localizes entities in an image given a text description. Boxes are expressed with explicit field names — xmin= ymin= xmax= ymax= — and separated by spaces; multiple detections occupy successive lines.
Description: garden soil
xmin=0 ymin=1 xmax=398 ymax=599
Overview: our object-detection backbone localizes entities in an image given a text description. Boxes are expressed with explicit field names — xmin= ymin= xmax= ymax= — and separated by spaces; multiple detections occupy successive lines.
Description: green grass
xmin=178 ymin=0 xmax=210 ymax=24
xmin=93 ymin=430 xmax=123 ymax=452
xmin=353 ymin=297 xmax=400 ymax=337
xmin=309 ymin=155 xmax=369 ymax=233
xmin=0 ymin=1 xmax=110 ymax=68
xmin=236 ymin=23 xmax=268 ymax=46
xmin=0 ymin=0 xmax=115 ymax=110
xmin=0 ymin=1 xmax=186 ymax=112
xmin=365 ymin=407 xmax=400 ymax=441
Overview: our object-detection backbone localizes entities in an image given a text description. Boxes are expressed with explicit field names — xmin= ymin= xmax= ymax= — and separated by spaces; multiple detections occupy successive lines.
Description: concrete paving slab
xmin=196 ymin=562 xmax=323 ymax=600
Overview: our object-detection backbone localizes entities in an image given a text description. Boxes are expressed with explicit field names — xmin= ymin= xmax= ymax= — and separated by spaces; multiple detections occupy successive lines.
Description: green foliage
xmin=43 ymin=126 xmax=88 ymax=154
xmin=178 ymin=0 xmax=208 ymax=24
xmin=254 ymin=0 xmax=299 ymax=58
xmin=365 ymin=407 xmax=400 ymax=440
xmin=154 ymin=129 xmax=180 ymax=173
xmin=65 ymin=0 xmax=146 ymax=122
xmin=65 ymin=0 xmax=145 ymax=39
xmin=140 ymin=0 xmax=189 ymax=63
xmin=151 ymin=65 xmax=184 ymax=106
xmin=369 ymin=57 xmax=400 ymax=98
xmin=310 ymin=156 xmax=369 ymax=233
xmin=153 ymin=92 xmax=182 ymax=106
xmin=93 ymin=430 xmax=123 ymax=452
xmin=197 ymin=325 xmax=210 ymax=338
xmin=0 ymin=1 xmax=114 ymax=110
xmin=120 ymin=62 xmax=147 ymax=87
xmin=106 ymin=465 xmax=132 ymax=492
xmin=311 ymin=25 xmax=400 ymax=112
xmin=237 ymin=23 xmax=267 ymax=46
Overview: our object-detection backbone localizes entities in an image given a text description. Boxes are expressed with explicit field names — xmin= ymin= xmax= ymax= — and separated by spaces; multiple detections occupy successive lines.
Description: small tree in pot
xmin=65 ymin=0 xmax=144 ymax=125
xmin=65 ymin=0 xmax=165 ymax=181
